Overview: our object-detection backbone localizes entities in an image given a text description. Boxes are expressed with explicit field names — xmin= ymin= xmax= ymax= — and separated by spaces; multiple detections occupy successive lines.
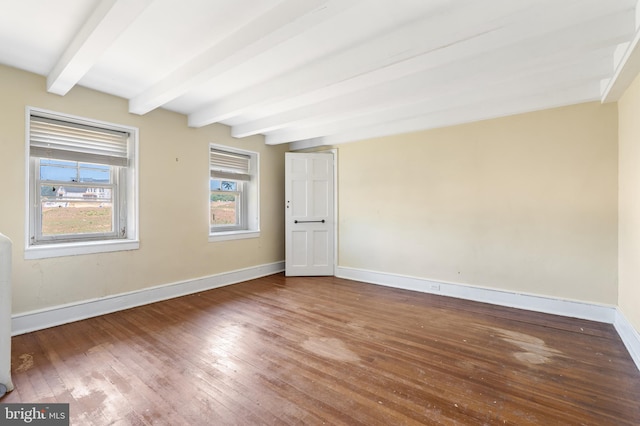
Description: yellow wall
xmin=0 ymin=65 xmax=287 ymax=314
xmin=0 ymin=63 xmax=628 ymax=318
xmin=618 ymin=73 xmax=640 ymax=331
xmin=338 ymin=102 xmax=619 ymax=304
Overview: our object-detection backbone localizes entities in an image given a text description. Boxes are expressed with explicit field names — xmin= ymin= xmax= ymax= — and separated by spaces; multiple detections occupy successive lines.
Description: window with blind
xmin=26 ymin=108 xmax=139 ymax=258
xmin=209 ymin=144 xmax=259 ymax=239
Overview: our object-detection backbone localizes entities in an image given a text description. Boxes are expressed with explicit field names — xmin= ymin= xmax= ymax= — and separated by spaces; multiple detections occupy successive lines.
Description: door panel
xmin=291 ymin=231 xmax=308 ymax=267
xmin=291 ymin=180 xmax=307 ymax=217
xmin=312 ymin=180 xmax=329 ymax=216
xmin=313 ymin=230 xmax=330 ymax=266
xmin=285 ymin=152 xmax=334 ymax=276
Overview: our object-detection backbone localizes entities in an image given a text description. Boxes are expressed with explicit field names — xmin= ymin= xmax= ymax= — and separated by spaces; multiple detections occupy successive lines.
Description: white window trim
xmin=24 ymin=239 xmax=139 ymax=260
xmin=209 ymin=230 xmax=261 ymax=243
xmin=208 ymin=144 xmax=260 ymax=242
xmin=24 ymin=107 xmax=139 ymax=259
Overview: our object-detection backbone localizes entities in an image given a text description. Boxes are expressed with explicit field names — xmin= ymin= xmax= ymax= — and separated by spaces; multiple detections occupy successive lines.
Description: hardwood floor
xmin=3 ymin=274 xmax=640 ymax=425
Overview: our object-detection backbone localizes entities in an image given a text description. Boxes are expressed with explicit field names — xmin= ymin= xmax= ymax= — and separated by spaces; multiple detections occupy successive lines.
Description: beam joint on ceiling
xmin=601 ymin=32 xmax=640 ymax=102
xmin=601 ymin=0 xmax=640 ymax=102
xmin=128 ymin=0 xmax=356 ymax=115
xmin=187 ymin=5 xmax=506 ymax=128
xmin=47 ymin=0 xmax=154 ymax=96
xmin=234 ymin=9 xmax=626 ymax=140
xmin=190 ymin=0 xmax=622 ymax=130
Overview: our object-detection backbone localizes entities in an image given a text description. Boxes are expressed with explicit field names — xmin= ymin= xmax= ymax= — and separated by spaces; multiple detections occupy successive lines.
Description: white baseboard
xmin=614 ymin=309 xmax=640 ymax=371
xmin=336 ymin=267 xmax=640 ymax=371
xmin=336 ymin=266 xmax=616 ymax=323
xmin=12 ymin=261 xmax=285 ymax=336
xmin=12 ymin=262 xmax=640 ymax=373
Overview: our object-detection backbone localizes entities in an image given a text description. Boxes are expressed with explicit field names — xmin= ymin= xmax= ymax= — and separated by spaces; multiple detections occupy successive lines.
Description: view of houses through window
xmin=27 ymin=109 xmax=135 ymax=249
xmin=38 ymin=159 xmax=115 ymax=236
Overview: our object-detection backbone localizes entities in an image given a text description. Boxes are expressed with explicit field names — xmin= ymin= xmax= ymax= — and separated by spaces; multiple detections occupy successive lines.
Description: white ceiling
xmin=1 ymin=0 xmax=638 ymax=148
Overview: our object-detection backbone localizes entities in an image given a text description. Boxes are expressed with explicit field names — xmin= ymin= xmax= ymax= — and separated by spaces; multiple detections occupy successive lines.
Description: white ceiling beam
xmin=190 ymin=0 xmax=546 ymax=128
xmin=47 ymin=0 xmax=154 ymax=96
xmin=128 ymin=0 xmax=354 ymax=115
xmin=290 ymin=83 xmax=601 ymax=149
xmin=195 ymin=0 xmax=623 ymax=129
xmin=233 ymin=7 xmax=628 ymax=138
xmin=269 ymin=48 xmax=613 ymax=145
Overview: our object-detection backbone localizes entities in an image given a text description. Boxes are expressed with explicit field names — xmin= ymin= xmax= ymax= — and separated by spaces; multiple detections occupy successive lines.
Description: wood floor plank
xmin=3 ymin=274 xmax=640 ymax=425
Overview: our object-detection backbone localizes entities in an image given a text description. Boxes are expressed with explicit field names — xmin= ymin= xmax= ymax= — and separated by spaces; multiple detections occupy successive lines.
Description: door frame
xmin=326 ymin=148 xmax=338 ymax=275
xmin=286 ymin=148 xmax=338 ymax=275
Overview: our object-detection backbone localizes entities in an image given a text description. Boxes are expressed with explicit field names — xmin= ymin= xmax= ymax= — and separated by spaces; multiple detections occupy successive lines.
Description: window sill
xmin=208 ymin=230 xmax=260 ymax=243
xmin=25 ymin=239 xmax=139 ymax=260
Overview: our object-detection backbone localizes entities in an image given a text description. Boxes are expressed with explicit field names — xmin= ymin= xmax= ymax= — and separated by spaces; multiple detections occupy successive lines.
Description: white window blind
xmin=30 ymin=115 xmax=129 ymax=166
xmin=210 ymin=148 xmax=251 ymax=181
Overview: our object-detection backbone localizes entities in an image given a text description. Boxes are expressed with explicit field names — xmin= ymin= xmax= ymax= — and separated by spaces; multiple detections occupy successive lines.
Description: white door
xmin=285 ymin=152 xmax=334 ymax=276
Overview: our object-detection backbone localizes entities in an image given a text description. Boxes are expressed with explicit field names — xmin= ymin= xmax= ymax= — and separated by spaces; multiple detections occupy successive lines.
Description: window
xmin=209 ymin=144 xmax=259 ymax=241
xmin=26 ymin=108 xmax=138 ymax=259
